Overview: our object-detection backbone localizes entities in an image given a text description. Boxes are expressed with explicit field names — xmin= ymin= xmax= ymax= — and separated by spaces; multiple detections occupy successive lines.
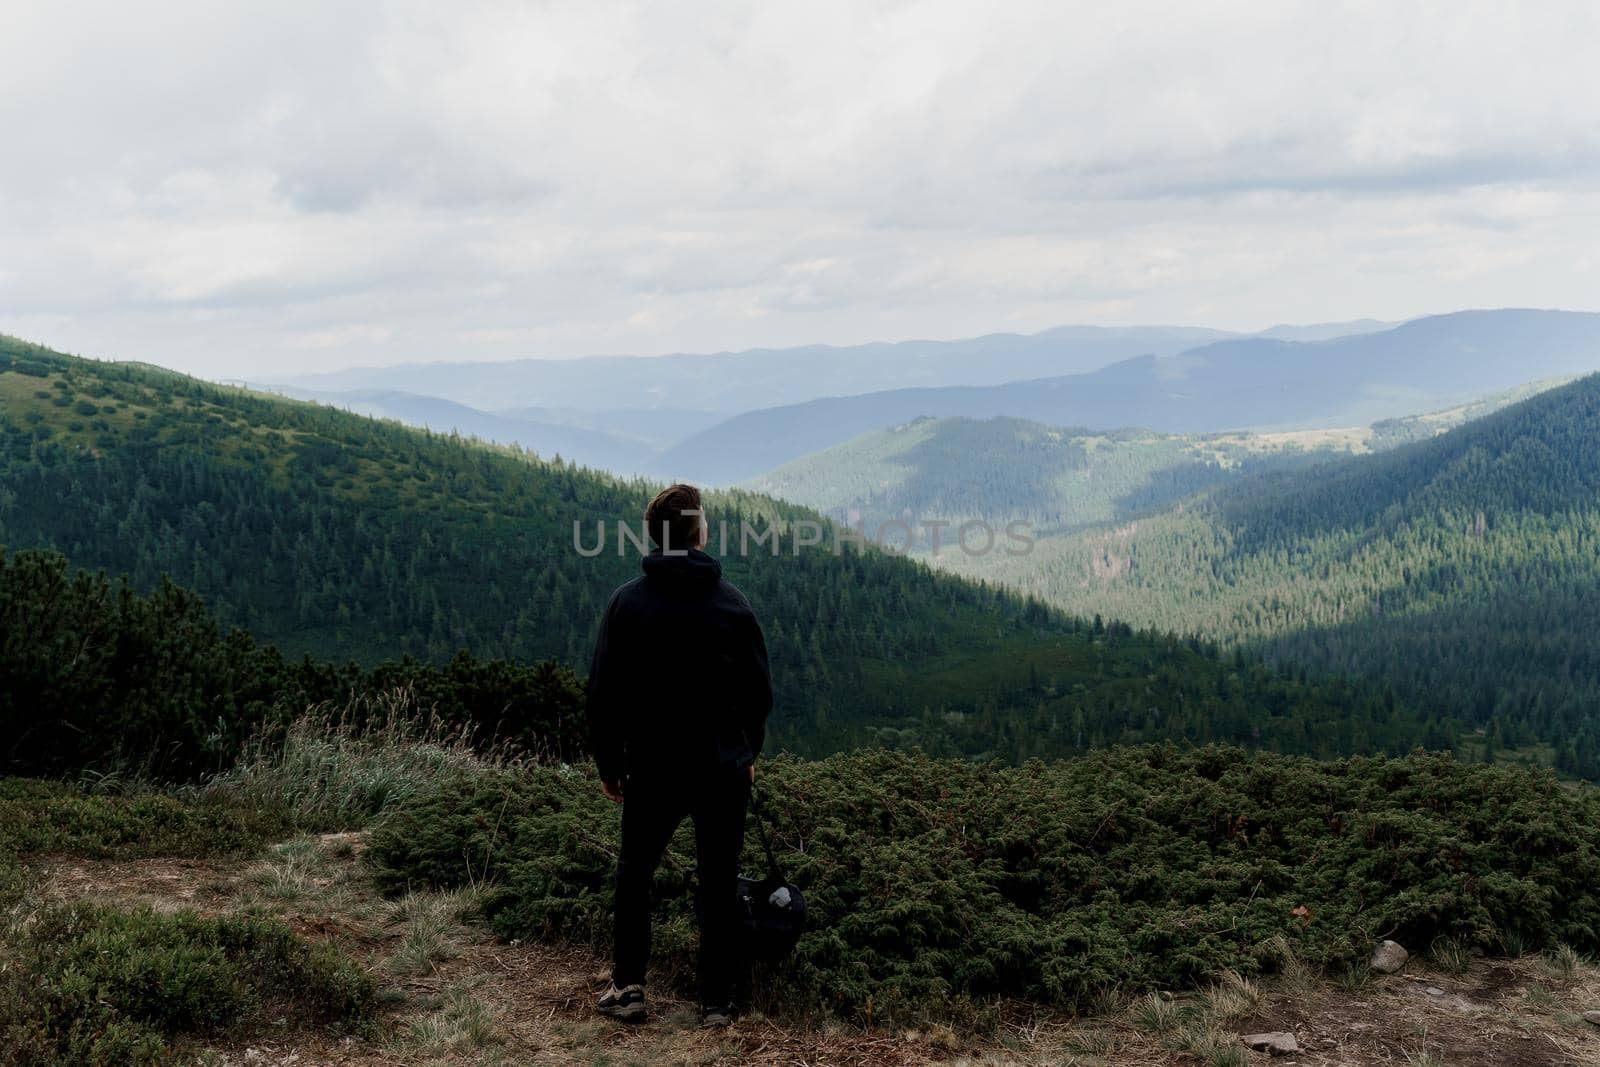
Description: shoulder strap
xmin=748 ymin=779 xmax=785 ymax=882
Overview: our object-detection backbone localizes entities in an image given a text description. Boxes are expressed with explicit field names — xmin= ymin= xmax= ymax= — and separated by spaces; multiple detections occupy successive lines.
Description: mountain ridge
xmin=661 ymin=309 xmax=1600 ymax=483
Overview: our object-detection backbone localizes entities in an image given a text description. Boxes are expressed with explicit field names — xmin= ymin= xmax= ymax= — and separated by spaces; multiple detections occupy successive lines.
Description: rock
xmin=1240 ymin=1032 xmax=1300 ymax=1055
xmin=1583 ymin=1010 xmax=1600 ymax=1026
xmin=1425 ymin=986 xmax=1445 ymax=996
xmin=1370 ymin=940 xmax=1409 ymax=974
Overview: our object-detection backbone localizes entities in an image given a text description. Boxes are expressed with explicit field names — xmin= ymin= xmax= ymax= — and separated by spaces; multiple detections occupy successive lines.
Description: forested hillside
xmin=943 ymin=374 xmax=1600 ymax=776
xmin=746 ymin=380 xmax=1567 ymax=547
xmin=748 ymin=418 xmax=1343 ymax=544
xmin=1 ymin=336 xmax=1428 ymax=764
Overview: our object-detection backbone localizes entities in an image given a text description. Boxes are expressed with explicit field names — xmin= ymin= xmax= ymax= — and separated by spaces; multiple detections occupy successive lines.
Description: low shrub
xmin=0 ymin=904 xmax=374 ymax=1065
xmin=367 ymin=745 xmax=1600 ymax=1025
xmin=0 ymin=777 xmax=288 ymax=860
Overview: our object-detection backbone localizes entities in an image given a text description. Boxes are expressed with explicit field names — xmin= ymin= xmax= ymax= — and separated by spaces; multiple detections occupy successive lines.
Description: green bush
xmin=0 ymin=904 xmax=374 ymax=1065
xmin=367 ymin=745 xmax=1600 ymax=1025
xmin=0 ymin=777 xmax=289 ymax=860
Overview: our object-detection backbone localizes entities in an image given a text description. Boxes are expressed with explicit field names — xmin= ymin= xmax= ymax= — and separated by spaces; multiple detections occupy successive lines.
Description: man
xmin=586 ymin=483 xmax=773 ymax=1028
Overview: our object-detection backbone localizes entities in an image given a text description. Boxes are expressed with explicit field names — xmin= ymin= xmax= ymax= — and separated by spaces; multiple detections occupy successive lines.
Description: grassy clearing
xmin=0 ymin=774 xmax=373 ymax=1063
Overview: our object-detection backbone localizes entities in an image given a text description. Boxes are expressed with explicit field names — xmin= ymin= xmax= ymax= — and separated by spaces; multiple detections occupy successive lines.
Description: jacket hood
xmin=640 ymin=546 xmax=723 ymax=587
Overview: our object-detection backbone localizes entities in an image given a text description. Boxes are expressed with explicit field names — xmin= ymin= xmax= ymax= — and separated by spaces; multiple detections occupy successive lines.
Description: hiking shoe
xmin=699 ymin=1004 xmax=734 ymax=1029
xmin=597 ymin=983 xmax=646 ymax=1022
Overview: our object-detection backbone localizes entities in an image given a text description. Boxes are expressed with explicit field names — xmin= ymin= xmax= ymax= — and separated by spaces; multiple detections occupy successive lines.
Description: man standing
xmin=587 ymin=483 xmax=773 ymax=1028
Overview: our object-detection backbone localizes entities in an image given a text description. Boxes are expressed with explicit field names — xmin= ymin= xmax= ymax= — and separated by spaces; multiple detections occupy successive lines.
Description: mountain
xmin=935 ymin=373 xmax=1600 ymax=777
xmin=0 ymin=334 xmax=1426 ymax=762
xmin=283 ymin=327 xmax=1230 ymax=414
xmin=743 ymin=379 xmax=1571 ymax=545
xmin=492 ymin=404 xmax=725 ymax=445
xmin=746 ymin=417 xmax=1336 ymax=545
xmin=662 ymin=310 xmax=1600 ymax=484
xmin=251 ymin=385 xmax=660 ymax=476
xmin=1253 ymin=318 xmax=1400 ymax=342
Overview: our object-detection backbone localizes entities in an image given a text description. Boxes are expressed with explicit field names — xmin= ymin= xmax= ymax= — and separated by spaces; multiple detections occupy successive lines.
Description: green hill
xmin=743 ymin=380 xmax=1569 ymax=544
xmin=1 ymin=336 xmax=1432 ymax=764
xmin=746 ymin=417 xmax=1340 ymax=543
xmin=939 ymin=374 xmax=1600 ymax=776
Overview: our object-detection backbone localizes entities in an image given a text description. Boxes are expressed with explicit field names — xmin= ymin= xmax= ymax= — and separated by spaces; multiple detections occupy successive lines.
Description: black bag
xmin=736 ymin=783 xmax=806 ymax=963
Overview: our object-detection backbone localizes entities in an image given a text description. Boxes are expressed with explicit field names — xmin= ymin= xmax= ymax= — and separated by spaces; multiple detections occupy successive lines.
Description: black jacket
xmin=586 ymin=548 xmax=772 ymax=784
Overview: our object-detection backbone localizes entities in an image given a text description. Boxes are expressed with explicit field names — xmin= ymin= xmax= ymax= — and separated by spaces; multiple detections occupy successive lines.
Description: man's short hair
xmin=645 ymin=483 xmax=704 ymax=551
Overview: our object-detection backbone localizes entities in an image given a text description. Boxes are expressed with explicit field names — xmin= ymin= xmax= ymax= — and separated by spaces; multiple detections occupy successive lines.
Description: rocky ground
xmin=35 ymin=833 xmax=1600 ymax=1066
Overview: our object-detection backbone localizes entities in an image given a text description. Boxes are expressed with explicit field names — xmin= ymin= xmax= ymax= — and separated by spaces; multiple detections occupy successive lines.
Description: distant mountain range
xmin=663 ymin=310 xmax=1600 ymax=483
xmin=260 ymin=311 xmax=1600 ymax=490
xmin=283 ymin=325 xmax=1237 ymax=414
xmin=252 ymin=385 xmax=666 ymax=477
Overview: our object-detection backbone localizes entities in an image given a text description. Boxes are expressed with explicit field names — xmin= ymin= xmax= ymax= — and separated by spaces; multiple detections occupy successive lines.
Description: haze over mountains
xmin=662 ymin=310 xmax=1600 ymax=483
xmin=282 ymin=325 xmax=1240 ymax=412
xmin=268 ymin=310 xmax=1600 ymax=487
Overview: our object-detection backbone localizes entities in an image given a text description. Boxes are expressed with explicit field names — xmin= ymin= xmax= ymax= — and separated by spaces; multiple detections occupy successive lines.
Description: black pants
xmin=613 ymin=764 xmax=750 ymax=1005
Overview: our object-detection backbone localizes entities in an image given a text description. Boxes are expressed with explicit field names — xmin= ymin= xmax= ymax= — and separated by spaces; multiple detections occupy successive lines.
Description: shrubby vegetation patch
xmin=368 ymin=745 xmax=1600 ymax=1024
xmin=0 ymin=781 xmax=374 ymax=1066
xmin=0 ymin=904 xmax=374 ymax=1065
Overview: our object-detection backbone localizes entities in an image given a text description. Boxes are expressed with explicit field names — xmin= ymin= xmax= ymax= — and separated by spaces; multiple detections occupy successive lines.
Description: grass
xmin=1429 ymin=936 xmax=1473 ymax=974
xmin=394 ymin=981 xmax=506 ymax=1061
xmin=7 ymin=769 xmax=1600 ymax=1064
xmin=245 ymin=836 xmax=325 ymax=901
xmin=1541 ymin=943 xmax=1583 ymax=984
xmin=0 ymin=770 xmax=382 ymax=1064
xmin=1182 ymin=1032 xmax=1250 ymax=1067
xmin=1336 ymin=961 xmax=1376 ymax=994
xmin=1261 ymin=932 xmax=1317 ymax=997
xmin=1130 ymin=991 xmax=1181 ymax=1033
xmin=1520 ymin=983 xmax=1560 ymax=1012
xmin=0 ymin=901 xmax=374 ymax=1065
xmin=1198 ymin=971 xmax=1262 ymax=1024
xmin=206 ymin=695 xmax=510 ymax=832
xmin=382 ymin=887 xmax=486 ymax=976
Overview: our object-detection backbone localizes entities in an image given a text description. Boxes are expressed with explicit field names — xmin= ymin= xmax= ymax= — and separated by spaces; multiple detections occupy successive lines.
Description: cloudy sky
xmin=3 ymin=1 xmax=1599 ymax=379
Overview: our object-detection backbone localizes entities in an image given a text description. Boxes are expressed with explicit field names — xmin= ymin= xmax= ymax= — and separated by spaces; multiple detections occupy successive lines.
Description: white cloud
xmin=1 ymin=0 xmax=1598 ymax=378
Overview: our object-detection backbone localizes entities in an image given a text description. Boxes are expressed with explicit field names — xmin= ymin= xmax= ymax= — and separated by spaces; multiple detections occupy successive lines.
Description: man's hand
xmin=747 ymin=762 xmax=756 ymax=784
xmin=602 ymin=778 xmax=624 ymax=804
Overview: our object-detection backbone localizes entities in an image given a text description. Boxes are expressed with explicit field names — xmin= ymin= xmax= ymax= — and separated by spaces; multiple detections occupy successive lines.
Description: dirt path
xmin=34 ymin=836 xmax=1600 ymax=1066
